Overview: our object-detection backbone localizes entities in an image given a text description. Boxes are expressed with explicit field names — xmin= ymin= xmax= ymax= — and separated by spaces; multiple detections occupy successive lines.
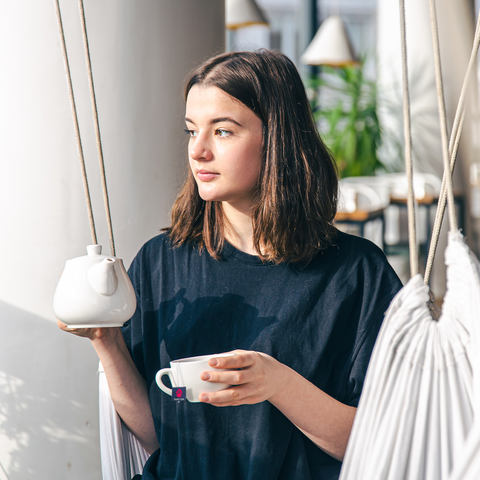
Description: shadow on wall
xmin=0 ymin=301 xmax=101 ymax=480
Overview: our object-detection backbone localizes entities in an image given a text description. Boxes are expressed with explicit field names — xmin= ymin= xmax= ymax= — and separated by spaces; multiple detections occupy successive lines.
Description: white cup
xmin=155 ymin=353 xmax=235 ymax=403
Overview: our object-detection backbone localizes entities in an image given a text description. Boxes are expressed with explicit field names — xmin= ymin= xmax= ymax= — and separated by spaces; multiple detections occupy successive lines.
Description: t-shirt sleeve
xmin=342 ymin=248 xmax=403 ymax=407
xmin=342 ymin=298 xmax=392 ymax=407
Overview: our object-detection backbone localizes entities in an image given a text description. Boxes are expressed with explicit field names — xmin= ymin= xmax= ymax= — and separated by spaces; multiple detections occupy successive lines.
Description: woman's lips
xmin=196 ymin=170 xmax=219 ymax=182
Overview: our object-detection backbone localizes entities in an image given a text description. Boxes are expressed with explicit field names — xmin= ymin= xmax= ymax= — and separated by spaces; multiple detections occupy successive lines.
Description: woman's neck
xmin=222 ymin=202 xmax=257 ymax=256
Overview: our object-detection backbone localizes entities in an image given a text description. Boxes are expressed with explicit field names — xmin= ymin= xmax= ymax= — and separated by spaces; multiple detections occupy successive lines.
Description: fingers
xmin=200 ymin=367 xmax=254 ymax=386
xmin=208 ymin=350 xmax=254 ymax=369
xmin=199 ymin=384 xmax=263 ymax=406
xmin=203 ymin=350 xmax=259 ymax=385
xmin=57 ymin=319 xmax=83 ymax=334
xmin=200 ymin=351 xmax=270 ymax=406
xmin=57 ymin=319 xmax=69 ymax=330
xmin=199 ymin=350 xmax=281 ymax=406
xmin=56 ymin=319 xmax=97 ymax=340
xmin=203 ymin=350 xmax=271 ymax=387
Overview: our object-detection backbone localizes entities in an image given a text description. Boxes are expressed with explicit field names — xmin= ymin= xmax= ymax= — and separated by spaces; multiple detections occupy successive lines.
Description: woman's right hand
xmin=57 ymin=318 xmax=158 ymax=453
xmin=56 ymin=319 xmax=119 ymax=344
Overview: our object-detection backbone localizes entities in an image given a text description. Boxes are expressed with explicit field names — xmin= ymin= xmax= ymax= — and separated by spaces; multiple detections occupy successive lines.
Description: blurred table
xmin=386 ymin=194 xmax=465 ymax=259
xmin=334 ymin=193 xmax=464 ymax=260
xmin=334 ymin=208 xmax=385 ymax=239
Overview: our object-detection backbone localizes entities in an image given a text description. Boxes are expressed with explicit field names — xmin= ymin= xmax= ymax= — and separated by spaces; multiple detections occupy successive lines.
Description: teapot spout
xmin=88 ymin=258 xmax=118 ymax=296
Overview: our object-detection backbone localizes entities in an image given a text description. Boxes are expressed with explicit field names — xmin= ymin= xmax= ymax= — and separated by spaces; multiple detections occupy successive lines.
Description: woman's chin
xmin=198 ymin=193 xmax=220 ymax=202
xmin=197 ymin=188 xmax=224 ymax=203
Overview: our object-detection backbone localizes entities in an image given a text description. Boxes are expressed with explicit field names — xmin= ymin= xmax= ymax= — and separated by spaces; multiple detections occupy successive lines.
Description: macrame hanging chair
xmin=53 ymin=1 xmax=146 ymax=478
xmin=448 ymin=421 xmax=480 ymax=480
xmin=98 ymin=362 xmax=149 ymax=479
xmin=339 ymin=1 xmax=480 ymax=479
xmin=339 ymin=234 xmax=480 ymax=480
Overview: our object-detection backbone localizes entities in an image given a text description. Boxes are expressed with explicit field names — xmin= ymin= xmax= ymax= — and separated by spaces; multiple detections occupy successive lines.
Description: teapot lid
xmin=87 ymin=244 xmax=102 ymax=256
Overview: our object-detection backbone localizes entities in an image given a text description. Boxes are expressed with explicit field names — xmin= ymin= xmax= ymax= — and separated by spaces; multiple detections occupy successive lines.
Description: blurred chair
xmin=338 ymin=176 xmax=390 ymax=213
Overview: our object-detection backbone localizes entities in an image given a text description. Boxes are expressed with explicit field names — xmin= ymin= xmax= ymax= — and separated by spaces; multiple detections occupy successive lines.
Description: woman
xmin=59 ymin=50 xmax=402 ymax=480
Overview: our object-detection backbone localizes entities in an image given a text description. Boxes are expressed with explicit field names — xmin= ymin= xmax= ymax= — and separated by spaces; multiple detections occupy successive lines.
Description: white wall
xmin=0 ymin=1 xmax=224 ymax=478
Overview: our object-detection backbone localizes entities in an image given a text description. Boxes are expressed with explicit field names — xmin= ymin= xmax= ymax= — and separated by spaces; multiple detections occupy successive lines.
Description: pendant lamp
xmin=226 ymin=0 xmax=269 ymax=30
xmin=301 ymin=15 xmax=356 ymax=66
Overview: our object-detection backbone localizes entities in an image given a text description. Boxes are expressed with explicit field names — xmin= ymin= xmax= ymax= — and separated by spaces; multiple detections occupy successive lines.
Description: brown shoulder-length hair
xmin=166 ymin=49 xmax=338 ymax=264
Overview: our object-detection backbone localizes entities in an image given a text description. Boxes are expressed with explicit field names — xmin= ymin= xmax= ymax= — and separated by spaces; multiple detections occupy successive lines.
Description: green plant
xmin=308 ymin=62 xmax=384 ymax=178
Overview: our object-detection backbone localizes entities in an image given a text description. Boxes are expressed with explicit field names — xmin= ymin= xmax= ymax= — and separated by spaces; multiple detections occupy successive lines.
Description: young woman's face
xmin=185 ymin=85 xmax=263 ymax=213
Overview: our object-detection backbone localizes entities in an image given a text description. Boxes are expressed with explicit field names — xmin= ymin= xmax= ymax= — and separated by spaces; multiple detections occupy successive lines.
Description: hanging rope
xmin=54 ymin=0 xmax=116 ymax=256
xmin=398 ymin=0 xmax=418 ymax=278
xmin=77 ymin=0 xmax=116 ymax=257
xmin=424 ymin=12 xmax=480 ymax=284
xmin=54 ymin=0 xmax=97 ymax=246
xmin=427 ymin=0 xmax=458 ymax=235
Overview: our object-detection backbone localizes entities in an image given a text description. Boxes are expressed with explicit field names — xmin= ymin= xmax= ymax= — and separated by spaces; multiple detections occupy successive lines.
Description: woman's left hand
xmin=199 ymin=350 xmax=285 ymax=406
xmin=200 ymin=349 xmax=356 ymax=460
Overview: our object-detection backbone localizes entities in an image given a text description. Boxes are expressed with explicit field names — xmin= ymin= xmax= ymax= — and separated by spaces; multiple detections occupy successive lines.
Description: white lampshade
xmin=226 ymin=0 xmax=269 ymax=30
xmin=301 ymin=15 xmax=356 ymax=66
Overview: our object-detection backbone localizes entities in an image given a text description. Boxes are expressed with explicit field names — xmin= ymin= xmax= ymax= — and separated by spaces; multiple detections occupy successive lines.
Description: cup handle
xmin=155 ymin=368 xmax=177 ymax=396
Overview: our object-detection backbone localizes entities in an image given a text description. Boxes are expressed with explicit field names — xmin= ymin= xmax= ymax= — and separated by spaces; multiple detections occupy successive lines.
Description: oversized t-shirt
xmin=121 ymin=230 xmax=402 ymax=480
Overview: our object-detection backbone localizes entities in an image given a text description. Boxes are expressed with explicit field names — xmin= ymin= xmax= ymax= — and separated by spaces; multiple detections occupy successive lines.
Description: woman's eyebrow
xmin=185 ymin=116 xmax=243 ymax=127
xmin=211 ymin=117 xmax=242 ymax=127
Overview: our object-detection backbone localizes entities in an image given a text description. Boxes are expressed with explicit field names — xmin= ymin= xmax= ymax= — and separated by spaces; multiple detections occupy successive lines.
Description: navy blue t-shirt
xmin=121 ymin=231 xmax=402 ymax=480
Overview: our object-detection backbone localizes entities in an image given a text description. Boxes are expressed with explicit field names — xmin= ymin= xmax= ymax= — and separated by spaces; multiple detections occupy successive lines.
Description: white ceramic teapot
xmin=53 ymin=245 xmax=137 ymax=328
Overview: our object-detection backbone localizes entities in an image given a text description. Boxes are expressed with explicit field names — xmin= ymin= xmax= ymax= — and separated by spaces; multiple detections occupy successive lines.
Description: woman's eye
xmin=184 ymin=129 xmax=197 ymax=137
xmin=216 ymin=129 xmax=232 ymax=137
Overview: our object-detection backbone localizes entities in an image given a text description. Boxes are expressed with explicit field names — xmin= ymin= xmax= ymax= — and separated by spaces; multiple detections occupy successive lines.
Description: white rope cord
xmin=54 ymin=0 xmax=97 ymax=246
xmin=427 ymin=0 xmax=458 ymax=238
xmin=424 ymin=11 xmax=480 ymax=285
xmin=398 ymin=0 xmax=418 ymax=278
xmin=78 ymin=0 xmax=116 ymax=257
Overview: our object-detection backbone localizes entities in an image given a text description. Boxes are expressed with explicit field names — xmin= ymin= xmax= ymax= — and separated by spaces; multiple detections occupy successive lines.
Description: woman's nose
xmin=189 ymin=133 xmax=213 ymax=161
